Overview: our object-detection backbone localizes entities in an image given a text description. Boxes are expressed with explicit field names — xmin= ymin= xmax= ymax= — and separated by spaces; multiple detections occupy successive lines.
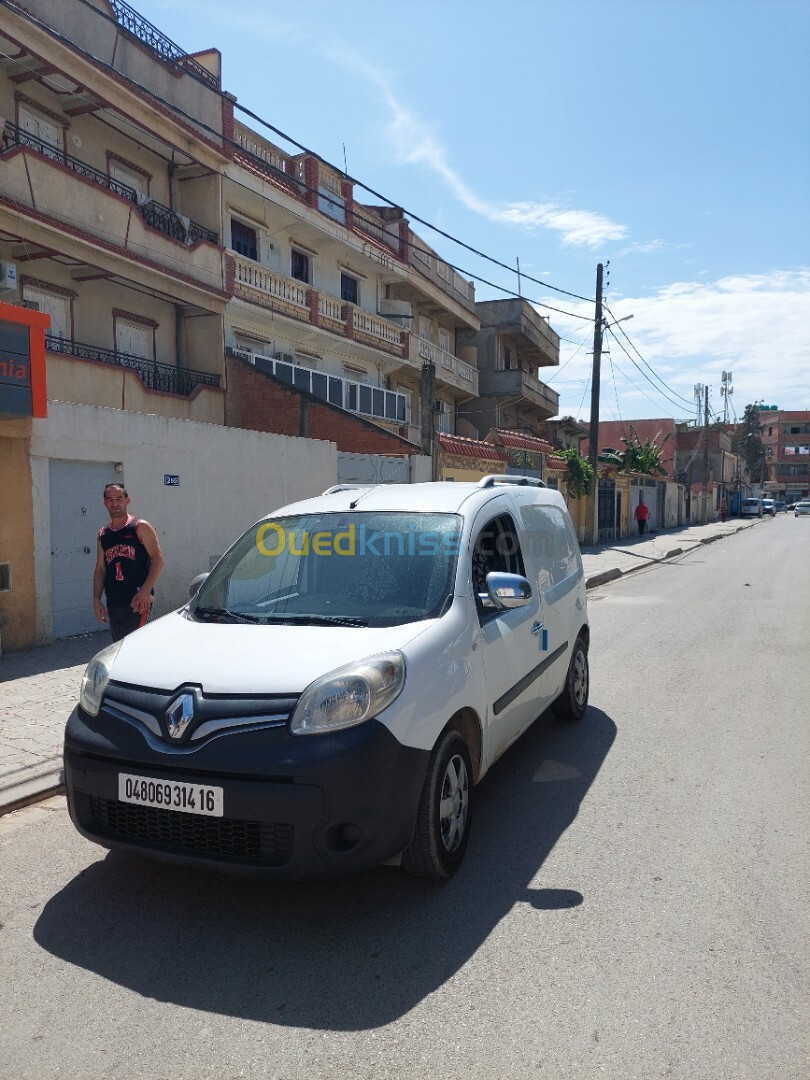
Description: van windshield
xmin=192 ymin=512 xmax=462 ymax=627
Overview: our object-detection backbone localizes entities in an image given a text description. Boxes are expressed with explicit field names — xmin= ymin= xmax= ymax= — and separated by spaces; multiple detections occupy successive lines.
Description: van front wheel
xmin=554 ymin=636 xmax=589 ymax=721
xmin=402 ymin=731 xmax=472 ymax=880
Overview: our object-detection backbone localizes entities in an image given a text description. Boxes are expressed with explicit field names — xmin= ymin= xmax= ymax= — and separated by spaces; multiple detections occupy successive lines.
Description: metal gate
xmin=597 ymin=477 xmax=617 ymax=543
xmin=50 ymin=460 xmax=118 ymax=637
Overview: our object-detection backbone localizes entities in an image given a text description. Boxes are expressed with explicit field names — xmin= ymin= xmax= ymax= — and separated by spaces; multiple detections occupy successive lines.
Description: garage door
xmin=50 ymin=460 xmax=118 ymax=638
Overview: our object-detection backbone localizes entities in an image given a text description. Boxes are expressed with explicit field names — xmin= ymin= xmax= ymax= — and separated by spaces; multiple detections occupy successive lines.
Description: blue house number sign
xmin=164 ymin=474 xmax=180 ymax=486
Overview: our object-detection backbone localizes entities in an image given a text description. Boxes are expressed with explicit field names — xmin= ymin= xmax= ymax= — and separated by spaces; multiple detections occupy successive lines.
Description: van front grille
xmin=88 ymin=796 xmax=293 ymax=866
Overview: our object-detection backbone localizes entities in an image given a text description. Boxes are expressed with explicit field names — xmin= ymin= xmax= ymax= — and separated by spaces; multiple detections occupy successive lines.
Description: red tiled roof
xmin=491 ymin=429 xmax=556 ymax=455
xmin=437 ymin=433 xmax=507 ymax=462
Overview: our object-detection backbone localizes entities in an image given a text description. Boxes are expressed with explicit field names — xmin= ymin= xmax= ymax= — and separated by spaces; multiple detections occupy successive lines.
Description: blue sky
xmin=132 ymin=0 xmax=809 ymax=424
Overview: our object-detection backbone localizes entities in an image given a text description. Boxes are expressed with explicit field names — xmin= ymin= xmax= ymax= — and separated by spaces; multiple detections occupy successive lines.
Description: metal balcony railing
xmin=1 ymin=122 xmax=218 ymax=246
xmin=46 ymin=335 xmax=220 ymax=396
xmin=108 ymin=0 xmax=219 ymax=90
xmin=2 ymin=121 xmax=138 ymax=199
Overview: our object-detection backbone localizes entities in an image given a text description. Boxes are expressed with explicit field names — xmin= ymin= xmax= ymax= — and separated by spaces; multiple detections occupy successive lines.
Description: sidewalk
xmin=0 ymin=517 xmax=761 ymax=815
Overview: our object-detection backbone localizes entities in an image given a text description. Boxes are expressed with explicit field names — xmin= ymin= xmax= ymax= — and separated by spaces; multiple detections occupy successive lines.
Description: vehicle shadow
xmin=34 ymin=706 xmax=616 ymax=1030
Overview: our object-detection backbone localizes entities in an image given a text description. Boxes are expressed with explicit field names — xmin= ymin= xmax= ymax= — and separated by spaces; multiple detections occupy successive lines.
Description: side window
xmin=471 ymin=513 xmax=525 ymax=619
xmin=519 ymin=504 xmax=580 ymax=591
xmin=231 ymin=219 xmax=258 ymax=261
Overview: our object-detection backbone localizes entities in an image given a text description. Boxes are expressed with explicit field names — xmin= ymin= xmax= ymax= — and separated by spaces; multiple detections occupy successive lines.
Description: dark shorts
xmin=107 ymin=602 xmax=151 ymax=642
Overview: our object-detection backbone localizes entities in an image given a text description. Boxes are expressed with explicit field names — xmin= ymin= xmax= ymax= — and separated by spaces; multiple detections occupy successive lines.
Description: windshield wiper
xmin=193 ymin=606 xmax=262 ymax=624
xmin=263 ymin=613 xmax=369 ymax=627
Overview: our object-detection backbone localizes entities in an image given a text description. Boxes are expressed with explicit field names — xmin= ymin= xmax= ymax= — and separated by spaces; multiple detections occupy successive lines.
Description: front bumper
xmin=64 ymin=700 xmax=428 ymax=879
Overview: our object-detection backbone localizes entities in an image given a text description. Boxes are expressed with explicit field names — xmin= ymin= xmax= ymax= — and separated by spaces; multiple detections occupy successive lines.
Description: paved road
xmin=0 ymin=513 xmax=806 ymax=1079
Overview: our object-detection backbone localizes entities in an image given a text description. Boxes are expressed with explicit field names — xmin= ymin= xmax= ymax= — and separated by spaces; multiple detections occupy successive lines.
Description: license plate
xmin=118 ymin=773 xmax=223 ymax=817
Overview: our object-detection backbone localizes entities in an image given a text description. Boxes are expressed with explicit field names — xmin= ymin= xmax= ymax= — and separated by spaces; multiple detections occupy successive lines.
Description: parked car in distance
xmin=760 ymin=498 xmax=776 ymax=517
xmin=64 ymin=476 xmax=590 ymax=881
xmin=741 ymin=498 xmax=763 ymax=518
xmin=794 ymin=500 xmax=810 ymax=517
xmin=774 ymin=500 xmax=787 ymax=513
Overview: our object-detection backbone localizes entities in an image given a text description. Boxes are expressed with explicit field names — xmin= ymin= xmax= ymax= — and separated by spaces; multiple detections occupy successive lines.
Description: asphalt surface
xmin=0 ymin=517 xmax=762 ymax=815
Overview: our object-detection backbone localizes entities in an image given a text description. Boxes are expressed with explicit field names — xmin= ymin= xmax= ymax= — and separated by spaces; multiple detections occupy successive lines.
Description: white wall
xmin=30 ymin=402 xmax=337 ymax=639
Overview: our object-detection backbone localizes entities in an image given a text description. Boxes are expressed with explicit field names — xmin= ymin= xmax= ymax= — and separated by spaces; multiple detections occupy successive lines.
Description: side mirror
xmin=484 ymin=572 xmax=532 ymax=610
xmin=188 ymin=573 xmax=208 ymax=599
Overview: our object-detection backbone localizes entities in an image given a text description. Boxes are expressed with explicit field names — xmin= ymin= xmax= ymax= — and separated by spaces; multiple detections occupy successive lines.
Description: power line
xmin=604 ymin=325 xmax=693 ymax=415
xmin=604 ymin=302 xmax=695 ymax=409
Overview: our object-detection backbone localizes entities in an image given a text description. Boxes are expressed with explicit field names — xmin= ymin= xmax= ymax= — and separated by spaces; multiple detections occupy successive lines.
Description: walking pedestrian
xmin=634 ymin=496 xmax=650 ymax=536
xmin=719 ymin=498 xmax=728 ymax=523
xmin=93 ymin=483 xmax=165 ymax=641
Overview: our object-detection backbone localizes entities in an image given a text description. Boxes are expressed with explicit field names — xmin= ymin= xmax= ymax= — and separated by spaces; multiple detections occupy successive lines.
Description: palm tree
xmin=598 ymin=426 xmax=671 ymax=475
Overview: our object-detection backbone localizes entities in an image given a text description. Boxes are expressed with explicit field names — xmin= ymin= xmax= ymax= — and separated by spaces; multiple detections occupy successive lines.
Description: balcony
xmin=46 ymin=334 xmax=219 ymax=396
xmin=231 ymin=348 xmax=409 ymax=427
xmin=477 ymin=298 xmax=561 ymax=367
xmin=479 ymin=367 xmax=559 ymax=418
xmin=109 ymin=0 xmax=218 ymax=89
xmin=410 ymin=336 xmax=479 ymax=397
xmin=1 ymin=122 xmax=218 ymax=247
xmin=231 ymin=255 xmax=408 ymax=360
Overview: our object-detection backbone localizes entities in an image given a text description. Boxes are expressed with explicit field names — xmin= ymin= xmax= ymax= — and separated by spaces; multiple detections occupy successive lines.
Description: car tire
xmin=554 ymin=635 xmax=589 ymax=722
xmin=402 ymin=730 xmax=472 ymax=880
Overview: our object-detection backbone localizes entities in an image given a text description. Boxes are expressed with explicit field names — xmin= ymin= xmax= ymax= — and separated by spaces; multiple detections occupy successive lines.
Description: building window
xmin=231 ymin=219 xmax=258 ymax=261
xmin=21 ymin=284 xmax=71 ymax=341
xmin=340 ymin=273 xmax=358 ymax=305
xmin=17 ymin=105 xmax=63 ymax=160
xmin=114 ymin=315 xmax=155 ymax=361
xmin=291 ymin=249 xmax=310 ymax=283
xmin=109 ymin=163 xmax=147 ymax=200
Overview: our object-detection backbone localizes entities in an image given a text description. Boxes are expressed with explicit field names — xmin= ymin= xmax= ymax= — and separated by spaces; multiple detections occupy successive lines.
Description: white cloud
xmin=548 ymin=269 xmax=810 ymax=419
xmin=331 ymin=55 xmax=626 ymax=249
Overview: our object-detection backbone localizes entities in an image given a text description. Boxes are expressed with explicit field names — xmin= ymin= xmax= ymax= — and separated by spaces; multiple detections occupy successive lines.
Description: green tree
xmin=598 ymin=426 xmax=671 ymax=475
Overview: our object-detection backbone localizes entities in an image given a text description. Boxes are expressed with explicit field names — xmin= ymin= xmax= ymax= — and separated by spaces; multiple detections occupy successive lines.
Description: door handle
xmin=530 ymin=622 xmax=543 ymax=635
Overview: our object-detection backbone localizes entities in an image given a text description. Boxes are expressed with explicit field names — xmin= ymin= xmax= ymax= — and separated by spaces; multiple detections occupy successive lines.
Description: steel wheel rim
xmin=439 ymin=753 xmax=469 ymax=854
xmin=572 ymin=649 xmax=588 ymax=706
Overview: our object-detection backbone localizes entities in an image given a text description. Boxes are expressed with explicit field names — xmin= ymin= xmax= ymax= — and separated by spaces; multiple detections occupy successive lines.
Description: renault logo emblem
xmin=166 ymin=693 xmax=195 ymax=740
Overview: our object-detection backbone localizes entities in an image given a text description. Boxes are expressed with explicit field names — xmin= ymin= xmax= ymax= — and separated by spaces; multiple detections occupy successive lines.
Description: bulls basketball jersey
xmin=99 ymin=516 xmax=152 ymax=606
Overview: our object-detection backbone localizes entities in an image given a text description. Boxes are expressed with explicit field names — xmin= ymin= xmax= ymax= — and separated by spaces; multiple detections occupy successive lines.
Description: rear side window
xmin=519 ymin=504 xmax=581 ymax=592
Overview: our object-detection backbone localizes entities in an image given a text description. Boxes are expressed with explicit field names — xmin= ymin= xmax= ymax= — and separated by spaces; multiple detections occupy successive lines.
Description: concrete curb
xmin=585 ymin=568 xmax=623 ymax=589
xmin=1 ymin=764 xmax=64 ymax=817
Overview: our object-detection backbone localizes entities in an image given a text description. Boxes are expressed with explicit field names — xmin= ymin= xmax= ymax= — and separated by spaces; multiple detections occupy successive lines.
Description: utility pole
xmin=587 ymin=263 xmax=604 ymax=473
xmin=703 ymin=385 xmax=710 ymax=523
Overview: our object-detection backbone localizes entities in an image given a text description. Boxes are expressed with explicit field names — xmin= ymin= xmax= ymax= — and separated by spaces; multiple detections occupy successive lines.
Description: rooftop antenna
xmin=720 ymin=369 xmax=734 ymax=424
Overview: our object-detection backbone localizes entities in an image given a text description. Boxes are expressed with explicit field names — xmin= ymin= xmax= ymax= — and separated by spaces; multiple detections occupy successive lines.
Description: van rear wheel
xmin=402 ymin=730 xmax=471 ymax=880
xmin=554 ymin=635 xmax=589 ymax=721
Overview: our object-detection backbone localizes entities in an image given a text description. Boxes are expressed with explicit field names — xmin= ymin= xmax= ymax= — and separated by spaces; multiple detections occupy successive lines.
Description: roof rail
xmin=321 ymin=484 xmax=372 ymax=495
xmin=478 ymin=475 xmax=546 ymax=489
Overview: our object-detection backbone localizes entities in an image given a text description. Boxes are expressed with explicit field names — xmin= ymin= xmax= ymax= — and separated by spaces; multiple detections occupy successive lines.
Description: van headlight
xmin=79 ymin=641 xmax=122 ymax=717
xmin=290 ymin=652 xmax=405 ymax=735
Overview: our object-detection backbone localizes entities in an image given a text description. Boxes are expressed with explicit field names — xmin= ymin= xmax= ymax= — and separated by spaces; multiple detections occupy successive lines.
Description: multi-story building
xmin=458 ymin=298 xmax=559 ymax=439
xmin=2 ymin=0 xmax=464 ymax=649
xmin=759 ymin=410 xmax=810 ymax=501
xmin=220 ymin=118 xmax=480 ymax=446
xmin=0 ymin=0 xmax=229 ymax=422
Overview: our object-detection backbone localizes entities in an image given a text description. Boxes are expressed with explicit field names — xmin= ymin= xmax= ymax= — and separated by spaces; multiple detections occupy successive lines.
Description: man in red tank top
xmin=93 ymin=483 xmax=165 ymax=641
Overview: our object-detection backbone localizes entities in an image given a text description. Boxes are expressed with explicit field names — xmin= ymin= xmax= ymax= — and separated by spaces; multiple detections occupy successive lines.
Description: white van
xmin=741 ymin=498 xmax=763 ymax=518
xmin=65 ymin=477 xmax=590 ymax=880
